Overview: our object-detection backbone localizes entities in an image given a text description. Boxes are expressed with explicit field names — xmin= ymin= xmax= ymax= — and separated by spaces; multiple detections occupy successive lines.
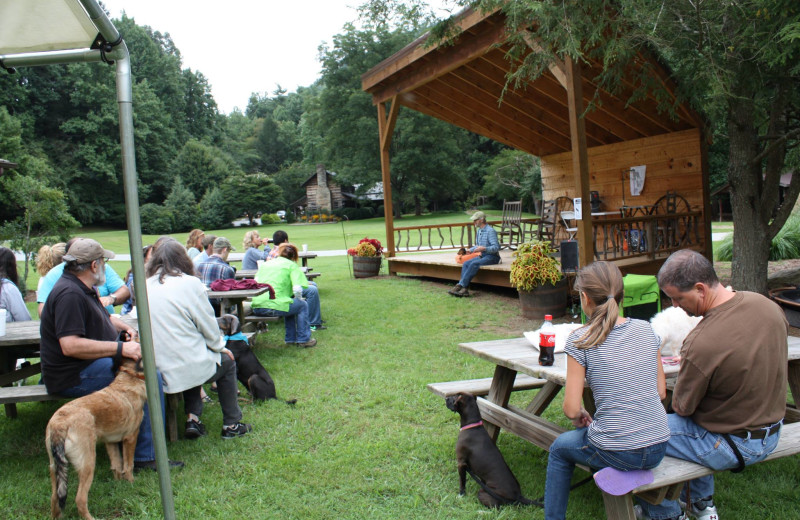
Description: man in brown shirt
xmin=636 ymin=250 xmax=787 ymax=520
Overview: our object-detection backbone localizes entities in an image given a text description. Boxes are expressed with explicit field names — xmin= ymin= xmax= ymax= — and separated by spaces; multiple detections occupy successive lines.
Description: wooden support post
xmin=565 ymin=56 xmax=593 ymax=268
xmin=378 ymin=98 xmax=400 ymax=258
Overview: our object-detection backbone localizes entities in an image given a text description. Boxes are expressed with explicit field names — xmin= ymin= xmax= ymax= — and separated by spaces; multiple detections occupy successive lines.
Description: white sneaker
xmin=682 ymin=497 xmax=719 ymax=520
xmin=634 ymin=505 xmax=688 ymax=520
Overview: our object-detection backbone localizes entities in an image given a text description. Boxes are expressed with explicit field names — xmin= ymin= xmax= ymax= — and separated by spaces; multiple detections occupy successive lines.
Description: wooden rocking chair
xmin=497 ymin=200 xmax=523 ymax=249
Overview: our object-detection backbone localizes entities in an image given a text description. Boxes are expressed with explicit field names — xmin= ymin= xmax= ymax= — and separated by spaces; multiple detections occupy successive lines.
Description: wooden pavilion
xmin=361 ymin=6 xmax=711 ymax=286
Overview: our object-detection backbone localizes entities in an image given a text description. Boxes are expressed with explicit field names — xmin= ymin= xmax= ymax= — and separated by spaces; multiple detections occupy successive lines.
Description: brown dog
xmin=445 ymin=393 xmax=534 ymax=507
xmin=45 ymin=358 xmax=147 ymax=520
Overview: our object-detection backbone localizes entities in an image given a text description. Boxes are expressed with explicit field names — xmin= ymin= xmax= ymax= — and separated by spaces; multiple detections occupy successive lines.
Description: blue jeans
xmin=302 ymin=283 xmax=323 ymax=326
xmin=545 ymin=427 xmax=667 ymax=520
xmin=638 ymin=414 xmax=782 ymax=519
xmin=459 ymin=254 xmax=500 ymax=287
xmin=58 ymin=358 xmax=165 ymax=462
xmin=252 ymin=298 xmax=311 ymax=343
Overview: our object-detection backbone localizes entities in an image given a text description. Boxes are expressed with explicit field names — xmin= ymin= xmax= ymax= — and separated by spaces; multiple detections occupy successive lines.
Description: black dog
xmin=445 ymin=393 xmax=534 ymax=508
xmin=217 ymin=314 xmax=296 ymax=404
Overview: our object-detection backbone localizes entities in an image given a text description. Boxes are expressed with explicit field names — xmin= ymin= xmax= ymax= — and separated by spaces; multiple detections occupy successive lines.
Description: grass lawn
xmin=4 ymin=217 xmax=799 ymax=518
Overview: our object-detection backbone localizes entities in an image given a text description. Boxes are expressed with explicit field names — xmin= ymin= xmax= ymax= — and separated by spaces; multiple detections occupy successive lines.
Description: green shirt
xmin=251 ymin=257 xmax=308 ymax=312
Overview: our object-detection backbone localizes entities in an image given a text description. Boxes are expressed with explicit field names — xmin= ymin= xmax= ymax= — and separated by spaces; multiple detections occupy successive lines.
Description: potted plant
xmin=348 ymin=237 xmax=384 ymax=278
xmin=510 ymin=240 xmax=568 ymax=319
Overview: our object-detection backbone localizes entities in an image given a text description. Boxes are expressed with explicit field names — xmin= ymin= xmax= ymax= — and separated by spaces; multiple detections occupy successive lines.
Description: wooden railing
xmin=591 ymin=211 xmax=702 ymax=260
xmin=392 ymin=219 xmax=540 ymax=252
xmin=390 ymin=212 xmax=702 ymax=261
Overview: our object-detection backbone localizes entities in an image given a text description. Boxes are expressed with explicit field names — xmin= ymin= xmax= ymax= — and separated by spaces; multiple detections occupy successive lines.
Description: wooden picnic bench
xmin=427 ymin=374 xmax=547 ymax=398
xmin=0 ymin=384 xmax=63 ymax=413
xmin=442 ymin=336 xmax=800 ymax=518
xmin=603 ymin=421 xmax=800 ymax=519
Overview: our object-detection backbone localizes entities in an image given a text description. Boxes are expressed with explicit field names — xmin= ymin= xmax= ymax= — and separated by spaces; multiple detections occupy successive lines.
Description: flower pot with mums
xmin=510 ymin=241 xmax=568 ymax=319
xmin=348 ymin=237 xmax=383 ymax=278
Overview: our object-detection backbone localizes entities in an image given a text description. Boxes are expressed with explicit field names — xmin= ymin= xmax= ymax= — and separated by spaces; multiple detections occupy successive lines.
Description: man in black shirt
xmin=40 ymin=238 xmax=182 ymax=471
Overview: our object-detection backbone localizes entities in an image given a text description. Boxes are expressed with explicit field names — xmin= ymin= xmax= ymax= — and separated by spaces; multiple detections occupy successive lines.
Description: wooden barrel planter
xmin=518 ymin=278 xmax=568 ymax=319
xmin=353 ymin=256 xmax=381 ymax=278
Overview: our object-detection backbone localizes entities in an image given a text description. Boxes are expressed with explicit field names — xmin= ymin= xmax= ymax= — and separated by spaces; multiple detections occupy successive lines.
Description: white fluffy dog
xmin=650 ymin=307 xmax=702 ymax=357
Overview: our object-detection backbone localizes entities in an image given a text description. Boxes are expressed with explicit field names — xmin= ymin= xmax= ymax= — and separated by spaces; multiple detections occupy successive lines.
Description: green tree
xmin=198 ymin=187 xmax=229 ymax=229
xmin=163 ymin=177 xmax=198 ymax=232
xmin=168 ymin=139 xmax=241 ymax=201
xmin=0 ymin=172 xmax=79 ymax=291
xmin=219 ymin=174 xmax=284 ymax=225
xmin=482 ymin=149 xmax=541 ymax=212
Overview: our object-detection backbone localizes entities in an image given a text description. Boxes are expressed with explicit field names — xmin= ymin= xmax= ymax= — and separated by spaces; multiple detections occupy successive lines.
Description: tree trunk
xmin=728 ymin=91 xmax=771 ymax=293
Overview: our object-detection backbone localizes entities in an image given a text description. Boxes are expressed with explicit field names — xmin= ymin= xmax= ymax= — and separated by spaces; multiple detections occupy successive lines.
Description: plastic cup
xmin=0 ymin=309 xmax=6 ymax=336
xmin=302 ymin=244 xmax=308 ymax=253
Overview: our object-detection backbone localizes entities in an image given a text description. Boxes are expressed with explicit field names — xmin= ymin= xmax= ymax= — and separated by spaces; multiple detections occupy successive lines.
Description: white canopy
xmin=0 ymin=0 xmax=98 ymax=54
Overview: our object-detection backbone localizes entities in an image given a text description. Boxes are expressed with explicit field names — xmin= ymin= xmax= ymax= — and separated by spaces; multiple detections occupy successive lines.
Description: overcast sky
xmin=101 ymin=0 xmax=453 ymax=115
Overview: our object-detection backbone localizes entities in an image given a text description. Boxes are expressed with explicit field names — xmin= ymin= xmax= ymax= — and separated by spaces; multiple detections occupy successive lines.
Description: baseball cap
xmin=213 ymin=237 xmax=235 ymax=251
xmin=62 ymin=238 xmax=115 ymax=263
xmin=470 ymin=211 xmax=486 ymax=221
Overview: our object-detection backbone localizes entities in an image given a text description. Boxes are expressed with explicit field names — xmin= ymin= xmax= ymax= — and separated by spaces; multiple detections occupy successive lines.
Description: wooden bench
xmin=242 ymin=315 xmax=280 ymax=333
xmin=427 ymin=374 xmax=547 ymax=398
xmin=306 ymin=272 xmax=320 ymax=280
xmin=600 ymin=421 xmax=800 ymax=519
xmin=165 ymin=332 xmax=255 ymax=441
xmin=0 ymin=384 xmax=64 ymax=419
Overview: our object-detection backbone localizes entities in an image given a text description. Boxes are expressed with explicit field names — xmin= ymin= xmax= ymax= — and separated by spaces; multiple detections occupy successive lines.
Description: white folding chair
xmin=560 ymin=210 xmax=578 ymax=240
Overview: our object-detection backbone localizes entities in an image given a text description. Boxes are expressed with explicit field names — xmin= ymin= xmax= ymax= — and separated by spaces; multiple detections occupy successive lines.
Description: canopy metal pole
xmin=83 ymin=2 xmax=176 ymax=518
xmin=113 ymin=42 xmax=177 ymax=520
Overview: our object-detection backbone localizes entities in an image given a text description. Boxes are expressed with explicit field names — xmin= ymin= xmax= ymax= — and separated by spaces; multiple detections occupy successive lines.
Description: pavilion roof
xmin=361 ymin=7 xmax=704 ymax=158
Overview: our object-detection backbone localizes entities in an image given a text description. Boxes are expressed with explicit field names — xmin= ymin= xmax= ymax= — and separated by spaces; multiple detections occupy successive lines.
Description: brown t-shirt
xmin=672 ymin=291 xmax=788 ymax=433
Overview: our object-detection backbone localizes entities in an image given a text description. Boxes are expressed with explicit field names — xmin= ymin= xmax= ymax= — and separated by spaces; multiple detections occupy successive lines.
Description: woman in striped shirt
xmin=544 ymin=261 xmax=670 ymax=520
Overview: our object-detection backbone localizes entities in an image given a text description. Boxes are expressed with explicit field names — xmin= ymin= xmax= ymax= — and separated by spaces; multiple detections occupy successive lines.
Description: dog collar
xmin=223 ymin=332 xmax=249 ymax=342
xmin=460 ymin=421 xmax=483 ymax=431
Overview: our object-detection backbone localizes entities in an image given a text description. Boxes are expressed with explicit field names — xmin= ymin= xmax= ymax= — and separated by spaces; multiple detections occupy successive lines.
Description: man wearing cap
xmin=37 ymin=237 xmax=130 ymax=316
xmin=40 ymin=238 xmax=182 ymax=472
xmin=448 ymin=211 xmax=501 ymax=297
xmin=196 ymin=237 xmax=236 ymax=315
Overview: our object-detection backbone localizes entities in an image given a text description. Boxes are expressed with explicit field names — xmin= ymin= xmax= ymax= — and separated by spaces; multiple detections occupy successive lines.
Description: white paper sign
xmin=573 ymin=198 xmax=582 ymax=220
xmin=630 ymin=165 xmax=646 ymax=196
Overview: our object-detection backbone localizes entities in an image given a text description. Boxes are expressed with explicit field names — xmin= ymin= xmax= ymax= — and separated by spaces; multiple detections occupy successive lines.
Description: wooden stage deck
xmin=387 ymin=250 xmax=672 ymax=289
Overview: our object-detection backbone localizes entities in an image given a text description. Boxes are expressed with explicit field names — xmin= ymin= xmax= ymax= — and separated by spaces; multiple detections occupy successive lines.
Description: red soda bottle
xmin=538 ymin=314 xmax=555 ymax=366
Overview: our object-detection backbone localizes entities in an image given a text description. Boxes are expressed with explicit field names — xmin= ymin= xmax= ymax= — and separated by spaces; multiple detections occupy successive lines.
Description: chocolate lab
xmin=216 ymin=314 xmax=295 ymax=404
xmin=445 ymin=392 xmax=534 ymax=508
xmin=45 ymin=358 xmax=147 ymax=520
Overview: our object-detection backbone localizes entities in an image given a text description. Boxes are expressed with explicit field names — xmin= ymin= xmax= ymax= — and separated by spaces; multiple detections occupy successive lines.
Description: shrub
xmin=140 ymin=203 xmax=174 ymax=235
xmin=261 ymin=213 xmax=281 ymax=225
xmin=715 ymin=214 xmax=800 ymax=261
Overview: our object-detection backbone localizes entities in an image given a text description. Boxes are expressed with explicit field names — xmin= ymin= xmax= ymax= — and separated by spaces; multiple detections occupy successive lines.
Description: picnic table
xmin=235 ymin=266 xmax=319 ymax=281
xmin=207 ymin=286 xmax=270 ymax=323
xmin=454 ymin=335 xmax=800 ymax=516
xmin=298 ymin=251 xmax=316 ymax=269
xmin=0 ymin=315 xmax=140 ymax=417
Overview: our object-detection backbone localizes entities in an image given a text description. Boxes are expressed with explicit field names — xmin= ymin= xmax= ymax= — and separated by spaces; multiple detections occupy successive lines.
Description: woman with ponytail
xmin=543 ymin=262 xmax=669 ymax=520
